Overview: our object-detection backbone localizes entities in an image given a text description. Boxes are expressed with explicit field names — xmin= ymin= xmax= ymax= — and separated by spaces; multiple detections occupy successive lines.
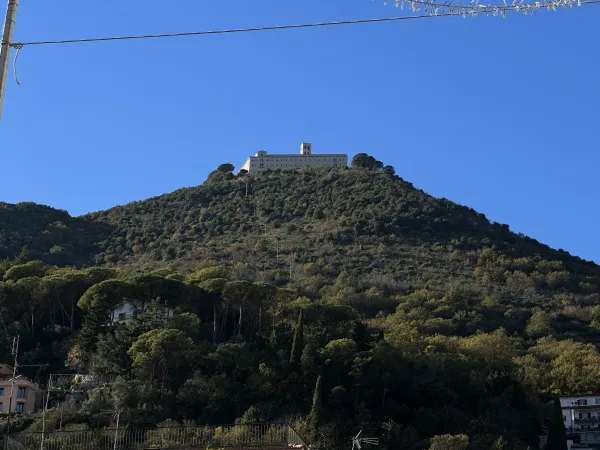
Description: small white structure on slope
xmin=110 ymin=299 xmax=175 ymax=325
xmin=239 ymin=142 xmax=348 ymax=174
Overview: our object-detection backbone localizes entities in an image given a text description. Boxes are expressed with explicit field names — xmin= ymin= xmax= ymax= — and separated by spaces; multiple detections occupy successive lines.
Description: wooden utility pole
xmin=0 ymin=0 xmax=18 ymax=119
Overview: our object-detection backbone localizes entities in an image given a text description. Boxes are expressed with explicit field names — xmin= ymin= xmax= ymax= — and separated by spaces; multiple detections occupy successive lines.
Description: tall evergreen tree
xmin=290 ymin=309 xmax=304 ymax=366
xmin=308 ymin=375 xmax=323 ymax=432
xmin=301 ymin=335 xmax=319 ymax=380
xmin=545 ymin=398 xmax=568 ymax=450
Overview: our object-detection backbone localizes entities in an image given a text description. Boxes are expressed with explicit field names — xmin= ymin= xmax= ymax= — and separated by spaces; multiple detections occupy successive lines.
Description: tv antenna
xmin=351 ymin=430 xmax=379 ymax=450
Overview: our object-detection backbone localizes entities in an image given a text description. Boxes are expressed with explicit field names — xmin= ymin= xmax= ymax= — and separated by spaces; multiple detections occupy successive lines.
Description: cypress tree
xmin=545 ymin=397 xmax=568 ymax=450
xmin=301 ymin=335 xmax=319 ymax=379
xmin=308 ymin=375 xmax=323 ymax=432
xmin=290 ymin=309 xmax=304 ymax=366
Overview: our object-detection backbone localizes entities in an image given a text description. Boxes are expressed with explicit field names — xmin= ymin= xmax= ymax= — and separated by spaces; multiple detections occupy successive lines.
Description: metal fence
xmin=2 ymin=423 xmax=309 ymax=450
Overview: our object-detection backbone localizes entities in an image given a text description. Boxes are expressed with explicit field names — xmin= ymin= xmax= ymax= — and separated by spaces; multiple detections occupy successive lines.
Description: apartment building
xmin=0 ymin=364 xmax=41 ymax=414
xmin=561 ymin=395 xmax=600 ymax=448
xmin=239 ymin=142 xmax=348 ymax=174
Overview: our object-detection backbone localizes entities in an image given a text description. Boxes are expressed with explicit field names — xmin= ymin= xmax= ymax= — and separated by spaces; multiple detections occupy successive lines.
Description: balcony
xmin=574 ymin=417 xmax=600 ymax=425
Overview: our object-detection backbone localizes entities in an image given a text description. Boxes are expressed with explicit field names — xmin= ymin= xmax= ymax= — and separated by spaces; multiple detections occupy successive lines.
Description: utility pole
xmin=40 ymin=388 xmax=50 ymax=450
xmin=40 ymin=375 xmax=59 ymax=450
xmin=0 ymin=0 xmax=18 ymax=119
xmin=6 ymin=335 xmax=19 ymax=435
xmin=5 ymin=336 xmax=46 ymax=439
xmin=113 ymin=410 xmax=121 ymax=450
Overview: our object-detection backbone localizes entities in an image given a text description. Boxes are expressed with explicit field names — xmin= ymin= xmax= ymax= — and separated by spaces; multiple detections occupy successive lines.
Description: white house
xmin=561 ymin=395 xmax=600 ymax=431
xmin=239 ymin=142 xmax=348 ymax=174
xmin=560 ymin=395 xmax=600 ymax=447
xmin=109 ymin=299 xmax=175 ymax=325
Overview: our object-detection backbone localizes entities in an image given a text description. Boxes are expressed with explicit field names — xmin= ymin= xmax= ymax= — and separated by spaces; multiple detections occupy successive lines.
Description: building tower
xmin=300 ymin=143 xmax=312 ymax=155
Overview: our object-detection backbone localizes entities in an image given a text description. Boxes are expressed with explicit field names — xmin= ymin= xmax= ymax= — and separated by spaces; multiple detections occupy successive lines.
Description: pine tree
xmin=17 ymin=245 xmax=30 ymax=264
xmin=290 ymin=309 xmax=304 ymax=366
xmin=308 ymin=375 xmax=322 ymax=432
xmin=545 ymin=397 xmax=568 ymax=450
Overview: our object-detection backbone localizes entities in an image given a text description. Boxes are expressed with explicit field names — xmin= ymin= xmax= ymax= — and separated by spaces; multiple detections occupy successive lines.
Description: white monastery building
xmin=239 ymin=142 xmax=348 ymax=174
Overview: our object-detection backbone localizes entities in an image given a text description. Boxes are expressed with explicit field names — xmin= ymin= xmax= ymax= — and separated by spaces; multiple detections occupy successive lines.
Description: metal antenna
xmin=351 ymin=430 xmax=379 ymax=450
xmin=5 ymin=336 xmax=49 ymax=438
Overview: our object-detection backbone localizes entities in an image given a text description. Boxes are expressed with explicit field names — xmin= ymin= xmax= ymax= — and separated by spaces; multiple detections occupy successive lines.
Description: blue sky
xmin=1 ymin=1 xmax=599 ymax=263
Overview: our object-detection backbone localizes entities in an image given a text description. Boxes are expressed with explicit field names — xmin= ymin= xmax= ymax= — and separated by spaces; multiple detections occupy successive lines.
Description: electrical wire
xmin=5 ymin=13 xmax=452 ymax=47
xmin=4 ymin=0 xmax=597 ymax=48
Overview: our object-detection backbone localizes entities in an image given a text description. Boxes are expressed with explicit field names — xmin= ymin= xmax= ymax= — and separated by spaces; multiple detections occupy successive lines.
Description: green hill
xmin=85 ymin=167 xmax=595 ymax=272
xmin=0 ymin=164 xmax=599 ymax=449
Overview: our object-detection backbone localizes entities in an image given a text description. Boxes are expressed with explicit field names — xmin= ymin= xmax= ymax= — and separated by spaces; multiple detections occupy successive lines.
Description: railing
xmin=2 ymin=423 xmax=309 ymax=450
xmin=570 ymin=430 xmax=600 ymax=445
xmin=573 ymin=416 xmax=600 ymax=424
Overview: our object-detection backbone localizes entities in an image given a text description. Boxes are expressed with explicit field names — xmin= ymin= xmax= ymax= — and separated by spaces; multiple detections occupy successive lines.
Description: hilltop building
xmin=0 ymin=364 xmax=41 ymax=413
xmin=239 ymin=142 xmax=348 ymax=174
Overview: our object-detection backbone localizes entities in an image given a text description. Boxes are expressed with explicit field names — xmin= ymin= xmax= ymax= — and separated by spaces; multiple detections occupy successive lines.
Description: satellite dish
xmin=351 ymin=430 xmax=379 ymax=450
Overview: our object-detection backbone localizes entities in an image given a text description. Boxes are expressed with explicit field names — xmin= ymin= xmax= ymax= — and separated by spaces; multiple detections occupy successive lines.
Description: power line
xmin=6 ymin=14 xmax=453 ymax=47
xmin=5 ymin=0 xmax=598 ymax=48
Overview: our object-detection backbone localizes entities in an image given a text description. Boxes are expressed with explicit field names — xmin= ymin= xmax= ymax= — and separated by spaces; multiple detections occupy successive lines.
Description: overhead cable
xmin=5 ymin=0 xmax=598 ymax=48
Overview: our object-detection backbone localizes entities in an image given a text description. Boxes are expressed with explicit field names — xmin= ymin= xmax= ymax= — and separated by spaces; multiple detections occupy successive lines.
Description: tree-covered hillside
xmin=0 ymin=202 xmax=110 ymax=266
xmin=0 ymin=162 xmax=598 ymax=449
xmin=84 ymin=167 xmax=596 ymax=275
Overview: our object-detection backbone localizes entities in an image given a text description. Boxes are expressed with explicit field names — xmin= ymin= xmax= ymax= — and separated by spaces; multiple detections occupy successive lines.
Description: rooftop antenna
xmin=351 ymin=430 xmax=379 ymax=450
xmin=5 ymin=335 xmax=49 ymax=436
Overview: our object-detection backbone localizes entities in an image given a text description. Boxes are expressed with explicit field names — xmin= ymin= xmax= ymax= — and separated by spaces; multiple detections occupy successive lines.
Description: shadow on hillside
xmin=0 ymin=202 xmax=115 ymax=267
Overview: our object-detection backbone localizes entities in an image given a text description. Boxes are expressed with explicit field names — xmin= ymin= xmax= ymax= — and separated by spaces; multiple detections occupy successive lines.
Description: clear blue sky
xmin=1 ymin=1 xmax=599 ymax=263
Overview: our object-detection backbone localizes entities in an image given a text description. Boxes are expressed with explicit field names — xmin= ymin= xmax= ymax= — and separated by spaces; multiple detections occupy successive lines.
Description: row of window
xmin=254 ymin=162 xmax=342 ymax=167
xmin=564 ymin=412 xmax=600 ymax=420
xmin=573 ymin=398 xmax=600 ymax=406
xmin=0 ymin=387 xmax=25 ymax=398
xmin=0 ymin=402 xmax=26 ymax=412
xmin=254 ymin=158 xmax=343 ymax=162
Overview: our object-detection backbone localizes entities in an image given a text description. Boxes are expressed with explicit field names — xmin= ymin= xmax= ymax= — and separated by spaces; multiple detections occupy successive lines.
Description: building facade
xmin=0 ymin=364 xmax=41 ymax=414
xmin=239 ymin=142 xmax=348 ymax=174
xmin=561 ymin=395 xmax=600 ymax=448
xmin=109 ymin=299 xmax=175 ymax=325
